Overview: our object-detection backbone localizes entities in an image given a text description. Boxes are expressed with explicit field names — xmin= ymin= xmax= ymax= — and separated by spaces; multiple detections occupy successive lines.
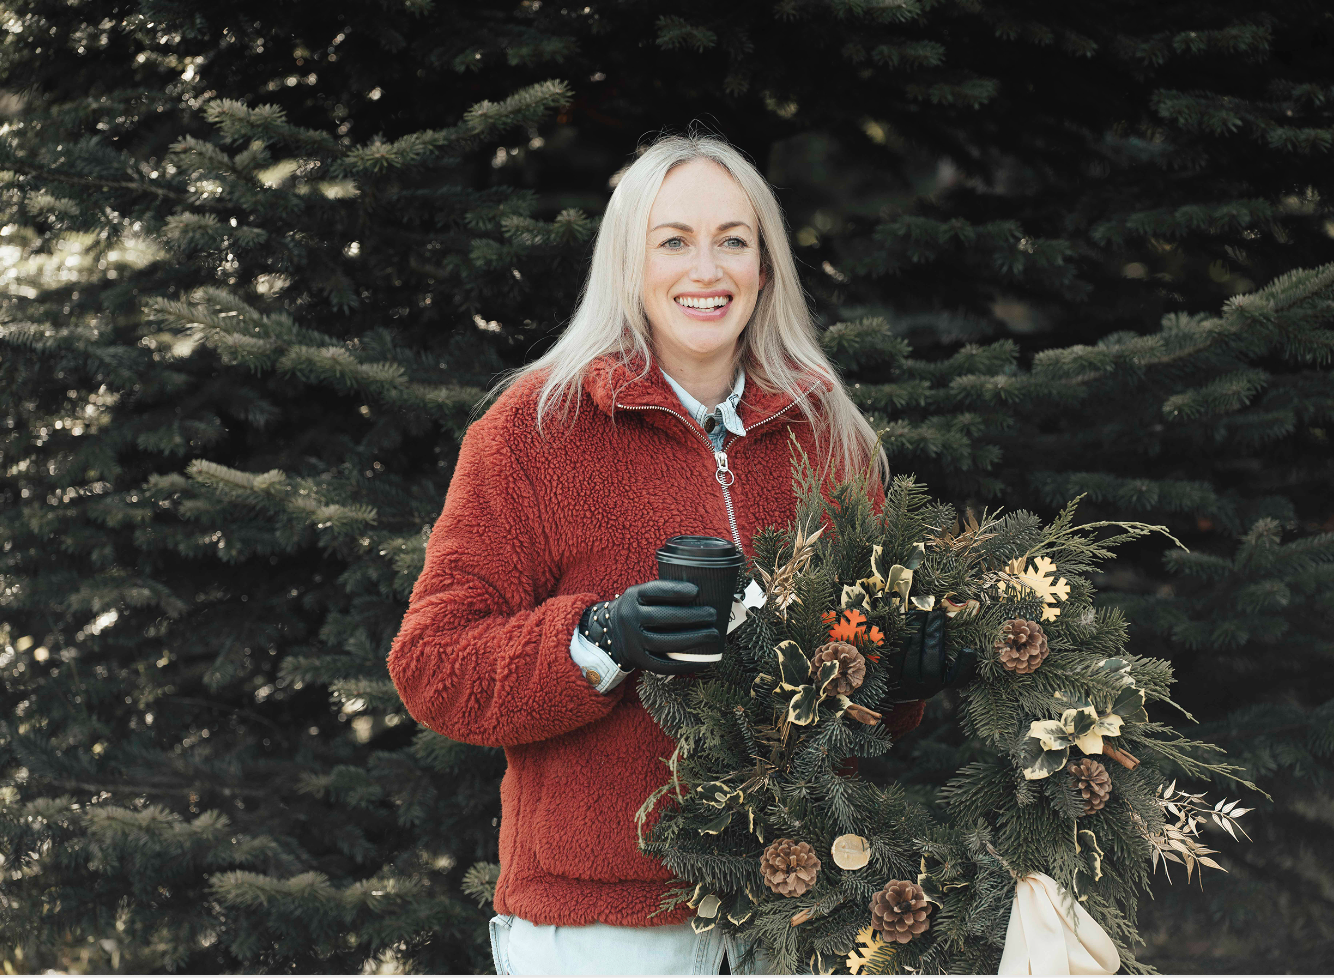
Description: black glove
xmin=885 ymin=608 xmax=978 ymax=700
xmin=578 ymin=580 xmax=719 ymax=676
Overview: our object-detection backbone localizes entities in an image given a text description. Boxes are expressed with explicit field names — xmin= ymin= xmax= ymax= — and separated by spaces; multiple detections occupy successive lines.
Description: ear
xmin=759 ymin=263 xmax=769 ymax=291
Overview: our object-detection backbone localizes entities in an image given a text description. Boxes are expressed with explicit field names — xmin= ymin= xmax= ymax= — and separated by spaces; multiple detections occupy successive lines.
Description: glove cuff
xmin=578 ymin=598 xmax=620 ymax=665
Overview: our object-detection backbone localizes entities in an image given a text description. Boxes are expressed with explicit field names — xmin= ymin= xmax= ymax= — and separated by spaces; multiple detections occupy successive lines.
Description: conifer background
xmin=1 ymin=1 xmax=1330 ymax=973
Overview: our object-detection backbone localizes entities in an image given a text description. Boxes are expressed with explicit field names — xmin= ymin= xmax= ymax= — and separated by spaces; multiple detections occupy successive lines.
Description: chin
xmin=676 ymin=329 xmax=743 ymax=356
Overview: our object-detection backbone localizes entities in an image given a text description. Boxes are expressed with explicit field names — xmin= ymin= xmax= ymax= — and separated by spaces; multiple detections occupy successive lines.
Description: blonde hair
xmin=483 ymin=132 xmax=889 ymax=489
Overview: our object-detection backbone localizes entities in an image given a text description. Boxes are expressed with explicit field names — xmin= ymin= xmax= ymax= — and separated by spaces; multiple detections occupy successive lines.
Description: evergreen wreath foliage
xmin=637 ymin=450 xmax=1256 ymax=975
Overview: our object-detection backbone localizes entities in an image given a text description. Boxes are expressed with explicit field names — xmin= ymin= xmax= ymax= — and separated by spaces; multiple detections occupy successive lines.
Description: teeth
xmin=676 ymin=296 xmax=731 ymax=309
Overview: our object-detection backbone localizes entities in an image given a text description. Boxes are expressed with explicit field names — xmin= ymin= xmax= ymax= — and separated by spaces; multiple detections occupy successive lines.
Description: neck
xmin=655 ymin=346 xmax=738 ymax=409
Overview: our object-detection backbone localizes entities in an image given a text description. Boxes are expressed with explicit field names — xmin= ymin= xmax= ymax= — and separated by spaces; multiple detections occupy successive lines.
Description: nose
xmin=690 ymin=247 xmax=722 ymax=285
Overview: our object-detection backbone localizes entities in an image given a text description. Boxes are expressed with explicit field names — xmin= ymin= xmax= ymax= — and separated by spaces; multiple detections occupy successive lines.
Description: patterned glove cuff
xmin=578 ymin=597 xmax=620 ymax=665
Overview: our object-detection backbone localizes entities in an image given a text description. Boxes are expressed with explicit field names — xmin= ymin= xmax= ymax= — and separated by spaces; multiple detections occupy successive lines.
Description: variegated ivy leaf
xmin=1075 ymin=828 xmax=1104 ymax=883
xmin=1073 ymin=731 xmax=1105 ymax=755
xmin=858 ymin=544 xmax=886 ymax=594
xmin=1028 ymin=719 xmax=1073 ymax=751
xmin=696 ymin=781 xmax=744 ymax=809
xmin=814 ymin=659 xmax=841 ymax=696
xmin=840 ymin=582 xmax=870 ymax=610
xmin=697 ymin=782 xmax=732 ymax=808
xmin=1095 ymin=657 xmax=1132 ymax=679
xmin=787 ymin=685 xmax=821 ymax=725
xmin=1062 ymin=705 xmax=1100 ymax=739
xmin=726 ymin=888 xmax=757 ymax=925
xmin=1053 ymin=690 xmax=1094 ymax=711
xmin=909 ymin=595 xmax=936 ymax=611
xmin=1019 ymin=736 xmax=1070 ymax=780
xmin=1057 ymin=704 xmax=1113 ymax=754
xmin=905 ymin=541 xmax=926 ymax=570
xmin=1112 ymin=684 xmax=1148 ymax=724
xmin=886 ymin=564 xmax=913 ymax=607
xmin=776 ymin=640 xmax=810 ymax=689
xmin=699 ymin=810 xmax=733 ymax=835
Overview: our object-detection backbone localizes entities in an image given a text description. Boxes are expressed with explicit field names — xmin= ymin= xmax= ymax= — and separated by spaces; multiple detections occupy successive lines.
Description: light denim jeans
xmin=489 ymin=914 xmax=773 ymax=976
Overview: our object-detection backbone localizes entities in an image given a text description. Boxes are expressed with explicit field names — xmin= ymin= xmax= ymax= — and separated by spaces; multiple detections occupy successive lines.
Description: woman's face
xmin=642 ymin=159 xmax=766 ymax=367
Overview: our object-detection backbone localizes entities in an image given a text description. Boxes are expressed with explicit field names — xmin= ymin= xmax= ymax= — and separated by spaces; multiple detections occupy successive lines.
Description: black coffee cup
xmin=655 ymin=535 xmax=745 ymax=663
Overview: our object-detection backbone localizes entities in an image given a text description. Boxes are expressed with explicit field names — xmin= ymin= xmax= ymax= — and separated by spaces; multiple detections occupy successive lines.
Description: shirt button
xmin=584 ymin=669 xmax=602 ymax=686
xmin=703 ymin=416 xmax=717 ymax=432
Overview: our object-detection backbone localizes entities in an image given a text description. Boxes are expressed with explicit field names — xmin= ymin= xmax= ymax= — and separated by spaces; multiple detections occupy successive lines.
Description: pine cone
xmin=995 ymin=618 xmax=1049 ymax=674
xmin=1068 ymin=757 xmax=1112 ymax=815
xmin=869 ymin=879 xmax=932 ymax=943
xmin=811 ymin=641 xmax=866 ymax=695
xmin=760 ymin=838 xmax=821 ymax=897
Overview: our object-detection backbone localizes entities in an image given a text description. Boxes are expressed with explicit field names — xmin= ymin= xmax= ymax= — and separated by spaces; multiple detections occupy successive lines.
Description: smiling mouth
xmin=675 ymin=294 xmax=732 ymax=310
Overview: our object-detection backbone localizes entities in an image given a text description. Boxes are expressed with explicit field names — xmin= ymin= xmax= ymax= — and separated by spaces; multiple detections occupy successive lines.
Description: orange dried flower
xmin=827 ymin=609 xmax=883 ymax=651
xmin=829 ymin=620 xmax=860 ymax=643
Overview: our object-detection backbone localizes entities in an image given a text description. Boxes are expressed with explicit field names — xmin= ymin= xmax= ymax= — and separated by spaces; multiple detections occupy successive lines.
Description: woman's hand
xmin=886 ymin=608 xmax=978 ymax=699
xmin=580 ymin=580 xmax=719 ymax=675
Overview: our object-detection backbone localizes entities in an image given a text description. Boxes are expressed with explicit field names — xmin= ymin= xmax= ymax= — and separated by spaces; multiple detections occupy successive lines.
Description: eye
xmin=660 ymin=236 xmax=686 ymax=250
xmin=722 ymin=236 xmax=749 ymax=249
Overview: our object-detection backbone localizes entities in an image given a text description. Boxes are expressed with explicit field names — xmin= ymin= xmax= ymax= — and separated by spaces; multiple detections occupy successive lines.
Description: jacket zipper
xmin=613 ymin=398 xmax=804 ymax=551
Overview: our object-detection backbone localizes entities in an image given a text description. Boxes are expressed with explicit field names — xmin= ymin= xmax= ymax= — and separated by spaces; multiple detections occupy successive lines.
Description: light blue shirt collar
xmin=660 ymin=367 xmax=747 ymax=445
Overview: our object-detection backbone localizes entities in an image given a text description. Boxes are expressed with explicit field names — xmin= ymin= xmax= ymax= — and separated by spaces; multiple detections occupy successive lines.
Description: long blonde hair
xmin=483 ymin=132 xmax=889 ymax=489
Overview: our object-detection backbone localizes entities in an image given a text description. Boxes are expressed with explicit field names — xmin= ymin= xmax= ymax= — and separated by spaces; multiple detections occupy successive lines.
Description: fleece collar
xmin=582 ymin=351 xmax=833 ymax=432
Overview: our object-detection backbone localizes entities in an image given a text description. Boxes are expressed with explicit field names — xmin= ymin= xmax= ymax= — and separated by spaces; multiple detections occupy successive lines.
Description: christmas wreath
xmin=636 ymin=450 xmax=1257 ymax=975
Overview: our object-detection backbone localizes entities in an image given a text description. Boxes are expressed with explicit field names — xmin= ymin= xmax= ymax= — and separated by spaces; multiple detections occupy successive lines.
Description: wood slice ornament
xmin=831 ymin=833 xmax=871 ymax=870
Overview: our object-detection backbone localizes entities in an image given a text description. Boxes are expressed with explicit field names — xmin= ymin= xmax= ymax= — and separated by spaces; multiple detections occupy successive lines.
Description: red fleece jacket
xmin=387 ymin=353 xmax=924 ymax=927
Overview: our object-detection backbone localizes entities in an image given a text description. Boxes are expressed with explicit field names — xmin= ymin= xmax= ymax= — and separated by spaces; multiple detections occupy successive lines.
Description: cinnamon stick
xmin=1103 ymin=745 xmax=1140 ymax=770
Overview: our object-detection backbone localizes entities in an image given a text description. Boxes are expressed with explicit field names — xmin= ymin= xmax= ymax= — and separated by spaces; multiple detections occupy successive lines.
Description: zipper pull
xmin=714 ymin=450 xmax=735 ymax=487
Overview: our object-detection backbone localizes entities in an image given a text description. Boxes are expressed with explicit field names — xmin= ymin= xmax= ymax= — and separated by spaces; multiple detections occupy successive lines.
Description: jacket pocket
xmin=525 ymin=709 xmax=676 ymax=884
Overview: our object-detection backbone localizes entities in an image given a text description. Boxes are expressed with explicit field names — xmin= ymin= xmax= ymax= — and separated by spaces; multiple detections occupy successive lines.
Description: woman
xmin=388 ymin=134 xmax=967 ymax=975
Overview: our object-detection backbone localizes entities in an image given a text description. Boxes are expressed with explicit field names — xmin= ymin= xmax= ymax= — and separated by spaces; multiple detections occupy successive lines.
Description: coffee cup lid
xmin=657 ymin=535 xmax=743 ymax=565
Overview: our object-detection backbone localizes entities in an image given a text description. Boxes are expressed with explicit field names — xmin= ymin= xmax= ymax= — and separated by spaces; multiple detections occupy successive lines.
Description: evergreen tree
xmin=2 ymin=0 xmax=1331 ymax=972
xmin=0 ymin=2 xmax=586 ymax=972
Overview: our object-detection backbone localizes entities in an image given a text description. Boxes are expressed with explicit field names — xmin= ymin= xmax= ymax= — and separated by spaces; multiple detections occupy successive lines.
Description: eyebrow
xmin=650 ymin=221 xmax=754 ymax=234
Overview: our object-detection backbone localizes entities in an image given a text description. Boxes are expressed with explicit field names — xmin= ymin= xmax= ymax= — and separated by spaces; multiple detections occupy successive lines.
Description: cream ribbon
xmin=997 ymin=873 xmax=1118 ymax=976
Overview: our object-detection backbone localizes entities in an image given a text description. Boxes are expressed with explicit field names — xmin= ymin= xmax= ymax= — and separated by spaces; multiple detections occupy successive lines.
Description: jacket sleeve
xmin=388 ymin=416 xmax=622 ymax=748
xmin=883 ymin=699 xmax=925 ymax=739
